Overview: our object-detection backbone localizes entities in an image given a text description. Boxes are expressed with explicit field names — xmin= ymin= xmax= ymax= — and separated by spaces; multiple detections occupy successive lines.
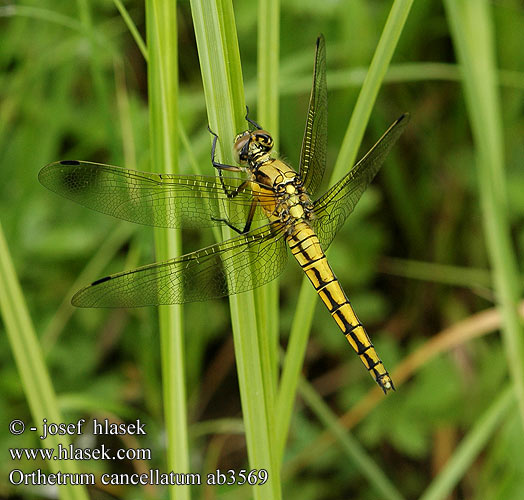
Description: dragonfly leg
xmin=245 ymin=106 xmax=263 ymax=130
xmin=210 ymin=216 xmax=245 ymax=234
xmin=206 ymin=126 xmax=258 ymax=233
xmin=211 ymin=198 xmax=257 ymax=235
xmin=240 ymin=199 xmax=257 ymax=233
xmin=207 ymin=126 xmax=243 ymax=172
xmin=217 ymin=176 xmax=251 ymax=200
xmin=207 ymin=126 xmax=251 ymax=198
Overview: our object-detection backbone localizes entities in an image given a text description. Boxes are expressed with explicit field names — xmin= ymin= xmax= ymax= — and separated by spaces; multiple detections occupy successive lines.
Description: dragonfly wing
xmin=39 ymin=161 xmax=269 ymax=229
xmin=299 ymin=35 xmax=327 ymax=197
xmin=312 ymin=114 xmax=409 ymax=249
xmin=72 ymin=222 xmax=288 ymax=307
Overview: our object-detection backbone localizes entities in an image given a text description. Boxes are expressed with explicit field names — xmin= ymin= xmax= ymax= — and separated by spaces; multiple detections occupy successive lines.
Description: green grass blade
xmin=254 ymin=0 xmax=280 ymax=438
xmin=381 ymin=258 xmax=494 ymax=290
xmin=332 ymin=0 xmax=414 ymax=181
xmin=41 ymin=223 xmax=135 ymax=349
xmin=257 ymin=0 xmax=280 ymax=138
xmin=276 ymin=280 xmax=317 ymax=460
xmin=145 ymin=3 xmax=190 ymax=500
xmin=76 ymin=0 xmax=119 ymax=158
xmin=0 ymin=221 xmax=89 ymax=500
xmin=298 ymin=378 xmax=405 ymax=500
xmin=113 ymin=0 xmax=148 ymax=61
xmin=0 ymin=5 xmax=83 ymax=31
xmin=190 ymin=1 xmax=281 ymax=498
xmin=178 ymin=63 xmax=524 ymax=128
xmin=443 ymin=0 xmax=524 ymax=428
xmin=419 ymin=387 xmax=514 ymax=500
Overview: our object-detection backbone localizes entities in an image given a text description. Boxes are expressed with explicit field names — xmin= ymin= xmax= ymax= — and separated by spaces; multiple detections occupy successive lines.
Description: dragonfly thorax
xmin=272 ymin=177 xmax=314 ymax=225
xmin=233 ymin=129 xmax=274 ymax=166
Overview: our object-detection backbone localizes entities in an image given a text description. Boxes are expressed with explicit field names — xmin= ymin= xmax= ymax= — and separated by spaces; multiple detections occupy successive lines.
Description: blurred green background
xmin=1 ymin=0 xmax=524 ymax=499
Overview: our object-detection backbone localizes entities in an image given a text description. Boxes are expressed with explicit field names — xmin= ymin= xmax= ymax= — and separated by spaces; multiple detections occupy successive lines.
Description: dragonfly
xmin=39 ymin=35 xmax=408 ymax=393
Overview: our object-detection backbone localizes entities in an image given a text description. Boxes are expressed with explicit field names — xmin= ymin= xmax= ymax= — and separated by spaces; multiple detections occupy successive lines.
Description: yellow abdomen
xmin=286 ymin=221 xmax=394 ymax=393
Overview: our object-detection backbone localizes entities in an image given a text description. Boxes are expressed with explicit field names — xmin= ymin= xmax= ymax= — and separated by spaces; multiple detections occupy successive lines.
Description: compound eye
xmin=233 ymin=132 xmax=251 ymax=163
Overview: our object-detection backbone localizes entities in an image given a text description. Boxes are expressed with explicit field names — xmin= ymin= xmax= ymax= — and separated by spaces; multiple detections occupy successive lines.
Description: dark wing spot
xmin=91 ymin=276 xmax=112 ymax=286
xmin=60 ymin=160 xmax=81 ymax=166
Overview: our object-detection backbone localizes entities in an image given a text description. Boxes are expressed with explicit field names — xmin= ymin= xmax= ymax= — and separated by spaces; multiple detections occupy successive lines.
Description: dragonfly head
xmin=234 ymin=130 xmax=274 ymax=164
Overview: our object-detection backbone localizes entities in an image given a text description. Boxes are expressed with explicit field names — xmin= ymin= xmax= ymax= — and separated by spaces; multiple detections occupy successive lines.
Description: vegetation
xmin=1 ymin=0 xmax=523 ymax=499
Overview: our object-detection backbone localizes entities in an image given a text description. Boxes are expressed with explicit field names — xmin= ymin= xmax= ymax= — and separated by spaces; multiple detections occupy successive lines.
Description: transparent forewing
xmin=72 ymin=222 xmax=288 ymax=307
xmin=312 ymin=114 xmax=409 ymax=249
xmin=299 ymin=34 xmax=328 ymax=197
xmin=39 ymin=161 xmax=271 ymax=229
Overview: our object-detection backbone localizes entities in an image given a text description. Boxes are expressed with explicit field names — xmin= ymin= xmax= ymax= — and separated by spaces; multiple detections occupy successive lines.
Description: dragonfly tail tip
xmin=378 ymin=374 xmax=395 ymax=394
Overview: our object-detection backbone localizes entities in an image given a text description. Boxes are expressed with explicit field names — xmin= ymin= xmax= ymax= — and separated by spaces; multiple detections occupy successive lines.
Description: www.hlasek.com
xmin=9 ymin=442 xmax=151 ymax=461
xmin=8 ymin=418 xmax=268 ymax=487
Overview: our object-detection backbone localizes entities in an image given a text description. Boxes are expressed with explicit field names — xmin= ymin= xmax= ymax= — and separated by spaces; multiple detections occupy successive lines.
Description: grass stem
xmin=190 ymin=1 xmax=281 ymax=498
xmin=146 ymin=2 xmax=190 ymax=499
xmin=443 ymin=0 xmax=524 ymax=430
xmin=0 ymin=222 xmax=89 ymax=500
